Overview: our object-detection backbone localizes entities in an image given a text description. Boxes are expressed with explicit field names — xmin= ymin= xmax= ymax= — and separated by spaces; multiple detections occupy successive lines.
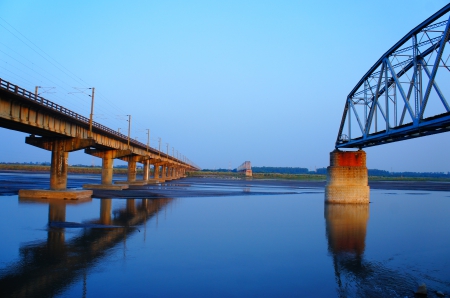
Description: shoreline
xmin=0 ymin=169 xmax=449 ymax=193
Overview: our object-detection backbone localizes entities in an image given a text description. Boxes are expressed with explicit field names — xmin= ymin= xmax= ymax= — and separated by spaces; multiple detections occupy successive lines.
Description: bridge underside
xmin=337 ymin=112 xmax=450 ymax=148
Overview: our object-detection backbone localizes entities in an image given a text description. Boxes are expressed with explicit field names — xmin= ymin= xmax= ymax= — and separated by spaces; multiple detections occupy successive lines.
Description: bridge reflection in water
xmin=325 ymin=204 xmax=419 ymax=297
xmin=0 ymin=197 xmax=173 ymax=298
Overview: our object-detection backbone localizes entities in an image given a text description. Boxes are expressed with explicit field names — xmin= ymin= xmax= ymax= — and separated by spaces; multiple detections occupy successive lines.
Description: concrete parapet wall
xmin=325 ymin=150 xmax=369 ymax=204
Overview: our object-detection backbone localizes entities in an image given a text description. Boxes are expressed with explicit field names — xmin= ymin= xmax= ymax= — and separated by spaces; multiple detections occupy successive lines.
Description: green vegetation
xmin=190 ymin=170 xmax=450 ymax=182
xmin=1 ymin=163 xmax=449 ymax=182
xmin=188 ymin=171 xmax=326 ymax=180
xmin=202 ymin=166 xmax=450 ymax=181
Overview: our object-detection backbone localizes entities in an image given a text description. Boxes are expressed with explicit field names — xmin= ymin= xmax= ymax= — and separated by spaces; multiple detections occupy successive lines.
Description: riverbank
xmin=187 ymin=170 xmax=450 ymax=182
xmin=1 ymin=164 xmax=449 ymax=185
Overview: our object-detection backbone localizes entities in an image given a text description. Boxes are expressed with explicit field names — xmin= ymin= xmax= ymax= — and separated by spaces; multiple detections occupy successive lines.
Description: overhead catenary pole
xmin=89 ymin=87 xmax=95 ymax=138
xmin=158 ymin=138 xmax=161 ymax=157
xmin=127 ymin=115 xmax=131 ymax=148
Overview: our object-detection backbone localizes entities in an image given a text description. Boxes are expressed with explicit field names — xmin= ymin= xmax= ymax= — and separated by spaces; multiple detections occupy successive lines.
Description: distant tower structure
xmin=237 ymin=161 xmax=252 ymax=177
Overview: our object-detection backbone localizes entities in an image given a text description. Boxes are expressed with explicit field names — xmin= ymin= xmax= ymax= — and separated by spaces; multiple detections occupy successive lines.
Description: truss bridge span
xmin=336 ymin=3 xmax=450 ymax=149
xmin=326 ymin=4 xmax=450 ymax=204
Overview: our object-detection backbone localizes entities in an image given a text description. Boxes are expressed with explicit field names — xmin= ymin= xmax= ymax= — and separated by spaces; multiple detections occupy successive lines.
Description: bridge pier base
xmin=166 ymin=167 xmax=173 ymax=181
xmin=154 ymin=165 xmax=160 ymax=179
xmin=143 ymin=160 xmax=149 ymax=181
xmin=19 ymin=137 xmax=93 ymax=200
xmin=83 ymin=149 xmax=129 ymax=190
xmin=141 ymin=160 xmax=159 ymax=184
xmin=161 ymin=165 xmax=169 ymax=182
xmin=128 ymin=159 xmax=137 ymax=182
xmin=114 ymin=156 xmax=147 ymax=186
xmin=325 ymin=150 xmax=369 ymax=204
xmin=152 ymin=164 xmax=165 ymax=183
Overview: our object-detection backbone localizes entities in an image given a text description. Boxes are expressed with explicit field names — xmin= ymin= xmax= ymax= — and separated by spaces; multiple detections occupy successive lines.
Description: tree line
xmin=202 ymin=166 xmax=450 ymax=178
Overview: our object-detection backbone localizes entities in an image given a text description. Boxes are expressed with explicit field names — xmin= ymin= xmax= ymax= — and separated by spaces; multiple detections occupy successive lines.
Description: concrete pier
xmin=143 ymin=160 xmax=149 ymax=181
xmin=154 ymin=164 xmax=160 ymax=179
xmin=325 ymin=149 xmax=369 ymax=204
xmin=21 ymin=137 xmax=94 ymax=200
xmin=128 ymin=159 xmax=137 ymax=182
xmin=152 ymin=164 xmax=165 ymax=183
xmin=83 ymin=149 xmax=129 ymax=190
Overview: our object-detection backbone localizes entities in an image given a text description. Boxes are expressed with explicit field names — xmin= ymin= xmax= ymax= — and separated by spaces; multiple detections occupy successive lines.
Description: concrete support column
xmin=143 ymin=160 xmax=149 ymax=181
xmin=161 ymin=165 xmax=166 ymax=179
xmin=154 ymin=165 xmax=160 ymax=179
xmin=128 ymin=160 xmax=137 ymax=182
xmin=50 ymin=140 xmax=69 ymax=190
xmin=325 ymin=150 xmax=369 ymax=204
xmin=101 ymin=151 xmax=114 ymax=185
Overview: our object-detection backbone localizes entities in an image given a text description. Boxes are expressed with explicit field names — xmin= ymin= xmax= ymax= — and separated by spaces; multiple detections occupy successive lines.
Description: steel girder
xmin=336 ymin=4 xmax=450 ymax=149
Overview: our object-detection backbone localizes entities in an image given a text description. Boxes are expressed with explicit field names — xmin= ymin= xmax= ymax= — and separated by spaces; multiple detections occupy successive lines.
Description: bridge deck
xmin=0 ymin=78 xmax=198 ymax=169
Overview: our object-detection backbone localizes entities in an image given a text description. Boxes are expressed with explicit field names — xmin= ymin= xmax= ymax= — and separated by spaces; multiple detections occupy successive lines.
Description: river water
xmin=0 ymin=173 xmax=449 ymax=297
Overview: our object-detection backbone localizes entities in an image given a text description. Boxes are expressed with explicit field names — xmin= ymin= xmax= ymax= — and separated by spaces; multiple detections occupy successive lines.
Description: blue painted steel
xmin=336 ymin=4 xmax=450 ymax=148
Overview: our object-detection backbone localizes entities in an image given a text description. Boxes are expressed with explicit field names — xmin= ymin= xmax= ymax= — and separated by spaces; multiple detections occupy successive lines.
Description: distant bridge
xmin=237 ymin=161 xmax=252 ymax=177
xmin=0 ymin=78 xmax=199 ymax=194
xmin=336 ymin=4 xmax=450 ymax=149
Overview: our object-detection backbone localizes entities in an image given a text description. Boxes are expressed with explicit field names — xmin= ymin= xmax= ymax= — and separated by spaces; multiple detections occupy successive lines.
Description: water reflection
xmin=0 ymin=197 xmax=173 ymax=298
xmin=325 ymin=204 xmax=417 ymax=297
xmin=325 ymin=204 xmax=368 ymax=257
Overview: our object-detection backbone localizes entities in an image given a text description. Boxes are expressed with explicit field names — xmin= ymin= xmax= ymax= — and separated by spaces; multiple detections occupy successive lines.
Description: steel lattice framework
xmin=237 ymin=161 xmax=252 ymax=171
xmin=336 ymin=4 xmax=450 ymax=149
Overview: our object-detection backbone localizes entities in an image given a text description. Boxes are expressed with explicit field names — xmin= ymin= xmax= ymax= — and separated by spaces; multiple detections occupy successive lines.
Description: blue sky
xmin=0 ymin=0 xmax=449 ymax=172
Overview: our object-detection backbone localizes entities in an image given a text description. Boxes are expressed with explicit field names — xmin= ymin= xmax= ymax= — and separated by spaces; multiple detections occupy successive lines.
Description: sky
xmin=0 ymin=0 xmax=449 ymax=172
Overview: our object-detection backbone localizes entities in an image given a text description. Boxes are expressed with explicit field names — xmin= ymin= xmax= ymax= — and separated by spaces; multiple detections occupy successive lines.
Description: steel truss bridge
xmin=336 ymin=4 xmax=450 ymax=149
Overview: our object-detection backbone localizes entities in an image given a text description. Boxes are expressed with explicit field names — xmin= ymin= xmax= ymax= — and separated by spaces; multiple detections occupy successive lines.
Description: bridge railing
xmin=0 ymin=78 xmax=198 ymax=168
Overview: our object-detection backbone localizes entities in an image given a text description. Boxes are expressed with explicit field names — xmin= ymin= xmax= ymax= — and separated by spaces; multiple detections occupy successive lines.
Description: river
xmin=0 ymin=172 xmax=449 ymax=297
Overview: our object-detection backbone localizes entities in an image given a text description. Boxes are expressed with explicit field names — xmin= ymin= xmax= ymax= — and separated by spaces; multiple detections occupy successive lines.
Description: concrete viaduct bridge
xmin=0 ymin=78 xmax=200 ymax=199
xmin=326 ymin=3 xmax=450 ymax=203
